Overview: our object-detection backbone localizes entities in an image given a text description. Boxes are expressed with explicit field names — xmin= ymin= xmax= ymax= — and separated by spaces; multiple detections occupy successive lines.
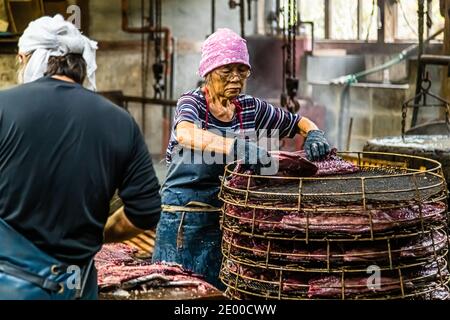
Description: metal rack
xmin=219 ymin=151 xmax=450 ymax=300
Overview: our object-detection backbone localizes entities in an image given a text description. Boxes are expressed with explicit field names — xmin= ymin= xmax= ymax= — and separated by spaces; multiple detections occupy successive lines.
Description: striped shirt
xmin=166 ymin=87 xmax=301 ymax=163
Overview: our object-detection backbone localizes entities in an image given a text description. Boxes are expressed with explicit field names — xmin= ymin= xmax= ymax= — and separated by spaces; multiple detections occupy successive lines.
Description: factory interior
xmin=0 ymin=0 xmax=450 ymax=301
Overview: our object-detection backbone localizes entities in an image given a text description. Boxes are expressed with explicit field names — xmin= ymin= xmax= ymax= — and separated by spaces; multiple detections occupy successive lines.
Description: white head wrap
xmin=18 ymin=14 xmax=98 ymax=91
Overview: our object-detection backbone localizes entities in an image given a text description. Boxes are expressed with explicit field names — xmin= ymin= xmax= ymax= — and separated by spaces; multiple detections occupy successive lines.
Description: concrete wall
xmin=311 ymin=82 xmax=412 ymax=151
xmin=307 ymin=52 xmax=445 ymax=152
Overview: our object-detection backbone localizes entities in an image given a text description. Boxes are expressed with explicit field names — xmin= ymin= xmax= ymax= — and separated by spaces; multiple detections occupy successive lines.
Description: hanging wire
xmin=425 ymin=0 xmax=433 ymax=37
xmin=365 ymin=0 xmax=376 ymax=42
xmin=397 ymin=0 xmax=418 ymax=37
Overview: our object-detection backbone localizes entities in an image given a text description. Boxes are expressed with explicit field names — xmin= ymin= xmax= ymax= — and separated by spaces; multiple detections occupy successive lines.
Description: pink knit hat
xmin=198 ymin=28 xmax=251 ymax=78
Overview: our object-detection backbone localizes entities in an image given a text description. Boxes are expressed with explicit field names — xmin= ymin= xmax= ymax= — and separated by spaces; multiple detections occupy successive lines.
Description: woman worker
xmin=152 ymin=28 xmax=330 ymax=288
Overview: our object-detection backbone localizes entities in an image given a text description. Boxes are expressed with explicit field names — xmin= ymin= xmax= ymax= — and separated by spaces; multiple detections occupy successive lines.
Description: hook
xmin=420 ymin=71 xmax=432 ymax=92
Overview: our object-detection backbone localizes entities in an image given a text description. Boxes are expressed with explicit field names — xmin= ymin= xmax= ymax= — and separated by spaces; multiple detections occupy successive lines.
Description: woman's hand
xmin=230 ymin=138 xmax=273 ymax=174
xmin=297 ymin=117 xmax=331 ymax=161
xmin=304 ymin=130 xmax=331 ymax=161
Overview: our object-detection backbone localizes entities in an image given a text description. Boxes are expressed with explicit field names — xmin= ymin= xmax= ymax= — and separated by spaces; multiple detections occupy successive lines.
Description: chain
xmin=286 ymin=4 xmax=292 ymax=78
xmin=291 ymin=0 xmax=296 ymax=78
xmin=401 ymin=102 xmax=407 ymax=139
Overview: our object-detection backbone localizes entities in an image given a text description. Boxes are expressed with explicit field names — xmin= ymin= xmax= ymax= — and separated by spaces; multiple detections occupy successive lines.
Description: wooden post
xmin=378 ymin=0 xmax=397 ymax=43
xmin=76 ymin=0 xmax=90 ymax=36
xmin=377 ymin=0 xmax=385 ymax=43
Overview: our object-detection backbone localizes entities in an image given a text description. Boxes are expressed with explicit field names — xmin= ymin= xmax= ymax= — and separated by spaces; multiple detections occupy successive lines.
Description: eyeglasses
xmin=214 ymin=66 xmax=251 ymax=81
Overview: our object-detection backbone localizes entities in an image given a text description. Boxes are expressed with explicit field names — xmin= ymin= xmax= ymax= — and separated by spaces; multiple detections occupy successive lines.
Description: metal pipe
xmin=122 ymin=96 xmax=178 ymax=106
xmin=419 ymin=54 xmax=450 ymax=65
xmin=330 ymin=28 xmax=444 ymax=85
xmin=121 ymin=0 xmax=172 ymax=77
xmin=211 ymin=0 xmax=216 ymax=33
xmin=346 ymin=117 xmax=353 ymax=151
xmin=299 ymin=20 xmax=314 ymax=53
xmin=240 ymin=0 xmax=246 ymax=38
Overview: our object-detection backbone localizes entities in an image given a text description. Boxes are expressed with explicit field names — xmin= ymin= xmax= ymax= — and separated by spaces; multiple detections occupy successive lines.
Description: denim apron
xmin=0 ymin=218 xmax=97 ymax=300
xmin=153 ymin=90 xmax=244 ymax=290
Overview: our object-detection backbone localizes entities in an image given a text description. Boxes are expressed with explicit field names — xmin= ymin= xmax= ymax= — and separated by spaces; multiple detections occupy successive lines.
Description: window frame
xmin=313 ymin=0 xmax=443 ymax=44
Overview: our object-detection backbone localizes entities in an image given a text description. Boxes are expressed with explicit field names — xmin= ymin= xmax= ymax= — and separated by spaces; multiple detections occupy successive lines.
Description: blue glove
xmin=304 ymin=130 xmax=331 ymax=161
xmin=230 ymin=138 xmax=273 ymax=174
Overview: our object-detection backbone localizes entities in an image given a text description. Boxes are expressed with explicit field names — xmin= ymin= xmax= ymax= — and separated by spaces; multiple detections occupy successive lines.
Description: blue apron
xmin=0 ymin=218 xmax=97 ymax=300
xmin=152 ymin=207 xmax=223 ymax=289
xmin=153 ymin=145 xmax=226 ymax=290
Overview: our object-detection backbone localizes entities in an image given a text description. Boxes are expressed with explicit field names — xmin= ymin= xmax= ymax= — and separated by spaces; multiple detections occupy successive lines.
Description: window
xmin=428 ymin=0 xmax=444 ymax=40
xmin=330 ymin=0 xmax=358 ymax=40
xmin=281 ymin=0 xmax=444 ymax=43
xmin=396 ymin=0 xmax=444 ymax=41
xmin=299 ymin=0 xmax=325 ymax=39
xmin=359 ymin=0 xmax=379 ymax=41
xmin=300 ymin=0 xmax=378 ymax=41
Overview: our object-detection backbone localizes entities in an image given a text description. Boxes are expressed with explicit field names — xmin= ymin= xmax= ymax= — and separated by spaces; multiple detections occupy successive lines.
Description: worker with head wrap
xmin=0 ymin=15 xmax=161 ymax=299
xmin=152 ymin=28 xmax=331 ymax=289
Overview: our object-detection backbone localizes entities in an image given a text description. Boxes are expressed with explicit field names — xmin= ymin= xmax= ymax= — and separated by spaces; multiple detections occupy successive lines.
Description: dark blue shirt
xmin=0 ymin=77 xmax=161 ymax=264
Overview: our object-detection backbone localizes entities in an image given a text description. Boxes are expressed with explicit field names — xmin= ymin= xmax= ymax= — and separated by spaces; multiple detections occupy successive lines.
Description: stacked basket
xmin=219 ymin=152 xmax=450 ymax=300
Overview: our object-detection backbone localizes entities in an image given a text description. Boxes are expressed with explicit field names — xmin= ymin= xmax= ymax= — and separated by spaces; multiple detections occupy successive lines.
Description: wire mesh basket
xmin=221 ymin=228 xmax=448 ymax=271
xmin=220 ymin=258 xmax=450 ymax=300
xmin=219 ymin=152 xmax=450 ymax=300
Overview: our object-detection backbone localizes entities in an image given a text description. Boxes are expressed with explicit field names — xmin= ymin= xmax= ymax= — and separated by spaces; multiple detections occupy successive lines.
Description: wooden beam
xmin=98 ymin=40 xmax=142 ymax=51
xmin=0 ymin=39 xmax=18 ymax=54
xmin=76 ymin=0 xmax=89 ymax=36
xmin=378 ymin=0 xmax=397 ymax=43
xmin=384 ymin=0 xmax=397 ymax=42
xmin=314 ymin=39 xmax=442 ymax=55
xmin=377 ymin=0 xmax=384 ymax=43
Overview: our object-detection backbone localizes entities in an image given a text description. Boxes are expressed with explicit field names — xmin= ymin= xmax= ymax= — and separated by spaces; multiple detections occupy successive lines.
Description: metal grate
xmin=221 ymin=167 xmax=445 ymax=205
xmin=220 ymin=258 xmax=450 ymax=300
xmin=219 ymin=151 xmax=450 ymax=300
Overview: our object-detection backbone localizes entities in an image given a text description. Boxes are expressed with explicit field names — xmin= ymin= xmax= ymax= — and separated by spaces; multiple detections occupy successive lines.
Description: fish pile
xmin=95 ymin=243 xmax=216 ymax=294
